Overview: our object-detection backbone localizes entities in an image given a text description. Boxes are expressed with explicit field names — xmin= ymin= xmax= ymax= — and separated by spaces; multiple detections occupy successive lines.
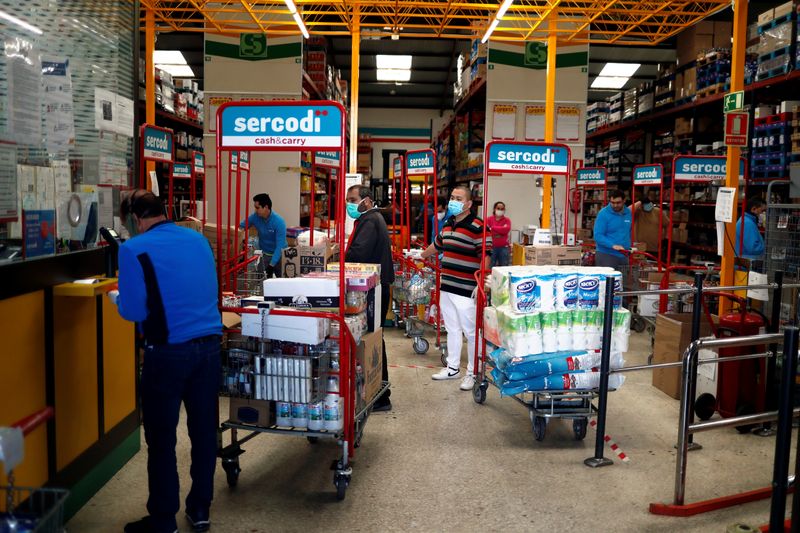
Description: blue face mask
xmin=347 ymin=201 xmax=363 ymax=219
xmin=448 ymin=200 xmax=465 ymax=215
xmin=642 ymin=203 xmax=654 ymax=213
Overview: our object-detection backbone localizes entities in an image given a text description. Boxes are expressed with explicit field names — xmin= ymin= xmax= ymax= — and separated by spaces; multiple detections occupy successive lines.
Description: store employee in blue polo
xmin=240 ymin=193 xmax=287 ymax=278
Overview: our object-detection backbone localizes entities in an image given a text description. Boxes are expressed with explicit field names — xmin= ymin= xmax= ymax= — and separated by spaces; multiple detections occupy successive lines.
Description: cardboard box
xmin=674 ymin=117 xmax=693 ymax=136
xmin=262 ymin=277 xmax=340 ymax=308
xmin=242 ymin=305 xmax=330 ymax=343
xmin=356 ymin=329 xmax=384 ymax=410
xmin=229 ymin=397 xmax=273 ymax=427
xmin=757 ymin=8 xmax=775 ymax=26
xmin=672 ymin=223 xmax=688 ymax=243
xmin=176 ymin=217 xmax=202 ymax=232
xmin=281 ymin=244 xmax=334 ymax=278
xmin=780 ymin=100 xmax=800 ymax=114
xmin=774 ymin=1 xmax=794 ymax=18
xmin=652 ymin=313 xmax=715 ymax=399
xmin=523 ymin=245 xmax=582 ymax=266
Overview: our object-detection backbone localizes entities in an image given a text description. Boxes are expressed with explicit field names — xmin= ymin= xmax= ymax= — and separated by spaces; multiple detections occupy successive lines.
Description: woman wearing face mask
xmin=486 ymin=201 xmax=511 ymax=267
xmin=735 ymin=197 xmax=766 ymax=260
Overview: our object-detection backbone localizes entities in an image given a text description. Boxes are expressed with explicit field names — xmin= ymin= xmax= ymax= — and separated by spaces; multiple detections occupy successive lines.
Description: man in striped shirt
xmin=421 ymin=185 xmax=491 ymax=391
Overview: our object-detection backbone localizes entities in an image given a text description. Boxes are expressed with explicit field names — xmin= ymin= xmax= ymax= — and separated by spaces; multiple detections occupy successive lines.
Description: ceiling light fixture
xmin=157 ymin=64 xmax=195 ymax=78
xmin=598 ymin=62 xmax=641 ymax=77
xmin=153 ymin=51 xmax=188 ymax=65
xmin=481 ymin=0 xmax=514 ymax=43
xmin=376 ymin=55 xmax=412 ymax=69
xmin=590 ymin=76 xmax=630 ymax=89
xmin=0 ymin=9 xmax=43 ymax=35
xmin=377 ymin=68 xmax=411 ymax=82
xmin=283 ymin=0 xmax=309 ymax=39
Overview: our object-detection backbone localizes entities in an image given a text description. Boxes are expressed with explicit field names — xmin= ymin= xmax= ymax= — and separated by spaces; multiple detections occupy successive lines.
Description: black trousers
xmin=378 ymin=282 xmax=391 ymax=401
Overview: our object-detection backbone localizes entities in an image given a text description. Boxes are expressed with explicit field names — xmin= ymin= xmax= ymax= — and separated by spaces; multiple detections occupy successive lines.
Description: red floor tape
xmin=589 ymin=419 xmax=630 ymax=462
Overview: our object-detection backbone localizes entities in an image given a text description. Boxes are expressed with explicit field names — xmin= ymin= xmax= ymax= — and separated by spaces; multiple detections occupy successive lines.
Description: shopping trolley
xmin=1 ymin=408 xmax=68 ymax=533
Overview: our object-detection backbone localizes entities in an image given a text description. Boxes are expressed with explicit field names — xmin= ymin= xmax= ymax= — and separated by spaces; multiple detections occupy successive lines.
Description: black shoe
xmin=124 ymin=516 xmax=177 ymax=533
xmin=372 ymin=399 xmax=392 ymax=412
xmin=185 ymin=509 xmax=211 ymax=532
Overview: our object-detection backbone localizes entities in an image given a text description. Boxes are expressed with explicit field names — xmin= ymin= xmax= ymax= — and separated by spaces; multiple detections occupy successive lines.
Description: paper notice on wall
xmin=35 ymin=166 xmax=55 ymax=212
xmin=716 ymin=221 xmax=725 ymax=256
xmin=149 ymin=170 xmax=159 ymax=196
xmin=98 ymin=186 xmax=113 ymax=230
xmin=114 ymin=95 xmax=134 ymax=137
xmin=95 ymin=88 xmax=116 ymax=132
xmin=42 ymin=58 xmax=75 ymax=151
xmin=52 ymin=160 xmax=71 ymax=195
xmin=525 ymin=105 xmax=545 ymax=141
xmin=6 ymin=38 xmax=43 ymax=146
xmin=0 ymin=144 xmax=18 ymax=222
xmin=747 ymin=271 xmax=769 ymax=301
xmin=556 ymin=106 xmax=580 ymax=141
xmin=99 ymin=155 xmax=128 ymax=185
xmin=492 ymin=104 xmax=516 ymax=140
xmin=714 ymin=187 xmax=736 ymax=223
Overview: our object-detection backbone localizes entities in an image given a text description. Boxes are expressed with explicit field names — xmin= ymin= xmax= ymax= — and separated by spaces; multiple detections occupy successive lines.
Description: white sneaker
xmin=432 ymin=367 xmax=461 ymax=380
xmin=460 ymin=375 xmax=476 ymax=391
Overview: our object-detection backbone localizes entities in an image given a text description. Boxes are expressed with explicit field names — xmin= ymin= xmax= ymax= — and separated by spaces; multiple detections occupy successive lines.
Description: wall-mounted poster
xmin=556 ymin=105 xmax=580 ymax=142
xmin=492 ymin=104 xmax=516 ymax=140
xmin=525 ymin=105 xmax=545 ymax=141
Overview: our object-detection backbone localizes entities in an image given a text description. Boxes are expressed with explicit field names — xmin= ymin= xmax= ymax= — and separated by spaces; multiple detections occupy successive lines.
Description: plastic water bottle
xmin=291 ymin=402 xmax=308 ymax=428
xmin=323 ymin=393 xmax=343 ymax=432
xmin=308 ymin=401 xmax=324 ymax=431
xmin=276 ymin=401 xmax=292 ymax=426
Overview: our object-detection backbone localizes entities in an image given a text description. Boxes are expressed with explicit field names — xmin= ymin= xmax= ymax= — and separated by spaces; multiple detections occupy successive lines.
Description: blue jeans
xmin=491 ymin=247 xmax=510 ymax=267
xmin=141 ymin=335 xmax=221 ymax=532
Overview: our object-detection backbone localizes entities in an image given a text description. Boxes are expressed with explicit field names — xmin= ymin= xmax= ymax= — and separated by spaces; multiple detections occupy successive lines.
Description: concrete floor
xmin=68 ymin=328 xmax=792 ymax=532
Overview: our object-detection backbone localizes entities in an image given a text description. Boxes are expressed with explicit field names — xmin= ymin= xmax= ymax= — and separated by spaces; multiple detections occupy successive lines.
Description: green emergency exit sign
xmin=723 ymin=91 xmax=744 ymax=112
xmin=239 ymin=33 xmax=267 ymax=58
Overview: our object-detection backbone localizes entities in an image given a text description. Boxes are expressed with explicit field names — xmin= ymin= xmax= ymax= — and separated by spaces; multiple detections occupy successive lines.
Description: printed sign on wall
xmin=486 ymin=142 xmax=571 ymax=175
xmin=219 ymin=103 xmax=344 ymax=149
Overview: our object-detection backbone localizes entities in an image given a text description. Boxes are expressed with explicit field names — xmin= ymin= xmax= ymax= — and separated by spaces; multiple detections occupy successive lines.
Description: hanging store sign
xmin=486 ymin=142 xmax=571 ymax=175
xmin=193 ymin=152 xmax=205 ymax=174
xmin=633 ymin=164 xmax=663 ymax=185
xmin=239 ymin=150 xmax=250 ymax=170
xmin=142 ymin=125 xmax=173 ymax=162
xmin=575 ymin=167 xmax=606 ymax=186
xmin=315 ymin=151 xmax=341 ymax=168
xmin=230 ymin=151 xmax=239 ymax=172
xmin=393 ymin=156 xmax=403 ymax=179
xmin=406 ymin=149 xmax=435 ymax=175
xmin=219 ymin=103 xmax=344 ymax=149
xmin=172 ymin=163 xmax=191 ymax=179
xmin=673 ymin=156 xmax=745 ymax=182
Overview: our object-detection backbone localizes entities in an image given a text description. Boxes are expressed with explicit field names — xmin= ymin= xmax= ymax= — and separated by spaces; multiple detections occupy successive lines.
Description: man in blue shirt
xmin=593 ymin=189 xmax=632 ymax=269
xmin=735 ymin=197 xmax=766 ymax=260
xmin=240 ymin=193 xmax=287 ymax=278
xmin=110 ymin=190 xmax=222 ymax=533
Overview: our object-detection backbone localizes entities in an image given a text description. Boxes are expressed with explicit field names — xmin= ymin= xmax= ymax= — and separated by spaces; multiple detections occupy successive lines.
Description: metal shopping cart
xmin=1 ymin=408 xmax=68 ymax=533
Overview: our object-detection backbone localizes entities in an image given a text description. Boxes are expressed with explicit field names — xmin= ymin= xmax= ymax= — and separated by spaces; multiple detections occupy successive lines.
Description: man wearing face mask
xmin=345 ymin=185 xmax=394 ymax=411
xmin=633 ymin=192 xmax=669 ymax=257
xmin=593 ymin=189 xmax=632 ymax=269
xmin=110 ymin=190 xmax=222 ymax=533
xmin=735 ymin=197 xmax=766 ymax=260
xmin=421 ymin=185 xmax=491 ymax=391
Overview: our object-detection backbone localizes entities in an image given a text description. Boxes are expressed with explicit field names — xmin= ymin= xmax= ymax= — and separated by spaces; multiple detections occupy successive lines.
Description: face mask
xmin=346 ymin=202 xmax=363 ymax=220
xmin=758 ymin=212 xmax=766 ymax=226
xmin=437 ymin=212 xmax=446 ymax=221
xmin=448 ymin=200 xmax=465 ymax=215
xmin=642 ymin=203 xmax=654 ymax=213
xmin=495 ymin=210 xmax=505 ymax=217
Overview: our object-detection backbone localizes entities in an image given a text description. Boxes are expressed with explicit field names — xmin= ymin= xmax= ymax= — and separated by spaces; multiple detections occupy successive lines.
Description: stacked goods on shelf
xmin=607 ymin=136 xmax=644 ymax=182
xmin=623 ymin=87 xmax=638 ymax=121
xmin=755 ymin=3 xmax=796 ymax=81
xmin=155 ymin=68 xmax=175 ymax=114
xmin=580 ymin=188 xmax=605 ymax=236
xmin=751 ymin=105 xmax=798 ymax=181
xmin=696 ymin=48 xmax=731 ymax=98
xmin=436 ymin=125 xmax=453 ymax=185
xmin=585 ymin=146 xmax=596 ymax=166
xmin=586 ymin=102 xmax=610 ymax=133
xmin=304 ymin=36 xmax=328 ymax=94
xmin=469 ymin=39 xmax=488 ymax=86
xmin=483 ymin=266 xmax=629 ymax=395
xmin=174 ymin=79 xmax=203 ymax=124
xmin=654 ymin=64 xmax=675 ymax=109
xmin=653 ymin=132 xmax=676 ymax=175
xmin=608 ymin=92 xmax=623 ymax=125
xmin=676 ymin=20 xmax=733 ymax=67
xmin=637 ymin=82 xmax=654 ymax=116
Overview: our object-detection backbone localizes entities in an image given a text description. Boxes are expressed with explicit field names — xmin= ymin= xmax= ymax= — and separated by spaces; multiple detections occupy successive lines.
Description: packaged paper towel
xmin=556 ymin=310 xmax=573 ymax=351
xmin=541 ymin=311 xmax=558 ymax=353
xmin=554 ymin=271 xmax=579 ymax=310
xmin=611 ymin=308 xmax=631 ymax=353
xmin=483 ymin=306 xmax=501 ymax=347
xmin=490 ymin=267 xmax=515 ymax=307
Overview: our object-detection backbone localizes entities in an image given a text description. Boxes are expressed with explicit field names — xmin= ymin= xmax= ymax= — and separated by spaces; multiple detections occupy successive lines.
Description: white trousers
xmin=439 ymin=290 xmax=477 ymax=376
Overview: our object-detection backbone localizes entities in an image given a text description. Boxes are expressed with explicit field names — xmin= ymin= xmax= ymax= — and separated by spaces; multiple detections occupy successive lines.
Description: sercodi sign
xmin=220 ymin=104 xmax=343 ymax=149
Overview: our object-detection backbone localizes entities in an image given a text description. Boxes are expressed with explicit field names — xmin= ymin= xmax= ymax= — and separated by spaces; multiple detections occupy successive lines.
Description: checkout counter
xmin=0 ymin=247 xmax=138 ymax=518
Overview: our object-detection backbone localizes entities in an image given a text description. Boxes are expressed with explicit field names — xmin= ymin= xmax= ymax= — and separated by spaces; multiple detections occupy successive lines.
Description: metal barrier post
xmin=674 ymin=339 xmax=700 ymax=505
xmin=686 ymin=272 xmax=705 ymax=449
xmin=769 ymin=326 xmax=799 ymax=531
xmin=757 ymin=270 xmax=784 ymax=437
xmin=584 ymin=278 xmax=616 ymax=468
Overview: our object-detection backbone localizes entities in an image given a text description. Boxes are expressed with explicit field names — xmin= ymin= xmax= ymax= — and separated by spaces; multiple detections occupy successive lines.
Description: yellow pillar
xmin=349 ymin=7 xmax=360 ymax=174
xmin=720 ymin=0 xmax=748 ymax=313
xmin=541 ymin=14 xmax=557 ymax=229
xmin=145 ymin=8 xmax=156 ymax=186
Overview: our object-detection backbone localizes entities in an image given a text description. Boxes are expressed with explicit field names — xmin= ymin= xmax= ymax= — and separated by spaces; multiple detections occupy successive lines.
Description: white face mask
xmin=758 ymin=212 xmax=766 ymax=226
xmin=495 ymin=210 xmax=505 ymax=217
xmin=437 ymin=212 xmax=446 ymax=221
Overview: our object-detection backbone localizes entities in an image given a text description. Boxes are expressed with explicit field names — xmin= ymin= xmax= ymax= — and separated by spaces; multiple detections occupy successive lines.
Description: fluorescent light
xmin=283 ymin=0 xmax=298 ymax=14
xmin=377 ymin=68 xmax=411 ymax=82
xmin=153 ymin=51 xmax=187 ymax=65
xmin=496 ymin=0 xmax=515 ymax=19
xmin=157 ymin=64 xmax=195 ymax=78
xmin=481 ymin=18 xmax=500 ymax=43
xmin=590 ymin=76 xmax=629 ymax=89
xmin=0 ymin=9 xmax=43 ymax=35
xmin=376 ymin=55 xmax=412 ymax=69
xmin=292 ymin=12 xmax=309 ymax=39
xmin=598 ymin=62 xmax=640 ymax=77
